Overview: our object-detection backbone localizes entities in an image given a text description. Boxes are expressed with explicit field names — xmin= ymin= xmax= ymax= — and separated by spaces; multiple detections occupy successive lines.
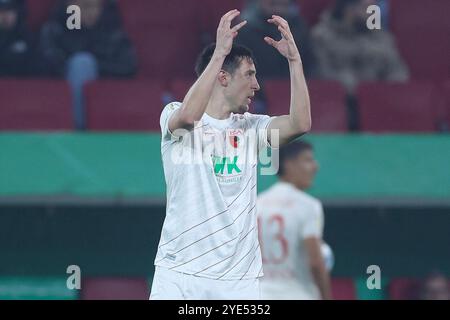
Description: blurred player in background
xmin=420 ymin=271 xmax=449 ymax=300
xmin=257 ymin=141 xmax=332 ymax=299
xmin=150 ymin=9 xmax=312 ymax=299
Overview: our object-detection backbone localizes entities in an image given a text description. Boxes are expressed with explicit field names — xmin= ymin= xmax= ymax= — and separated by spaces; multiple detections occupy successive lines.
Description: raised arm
xmin=304 ymin=237 xmax=332 ymax=300
xmin=264 ymin=15 xmax=312 ymax=146
xmin=168 ymin=9 xmax=247 ymax=134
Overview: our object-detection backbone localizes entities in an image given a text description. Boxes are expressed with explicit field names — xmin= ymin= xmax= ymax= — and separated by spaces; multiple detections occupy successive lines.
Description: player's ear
xmin=218 ymin=70 xmax=229 ymax=87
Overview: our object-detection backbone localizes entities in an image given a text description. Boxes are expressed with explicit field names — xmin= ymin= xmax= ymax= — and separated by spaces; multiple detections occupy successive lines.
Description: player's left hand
xmin=264 ymin=15 xmax=301 ymax=63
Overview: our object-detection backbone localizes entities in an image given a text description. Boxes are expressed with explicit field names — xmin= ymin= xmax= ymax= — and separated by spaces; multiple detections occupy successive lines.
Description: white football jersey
xmin=154 ymin=102 xmax=276 ymax=280
xmin=257 ymin=181 xmax=324 ymax=299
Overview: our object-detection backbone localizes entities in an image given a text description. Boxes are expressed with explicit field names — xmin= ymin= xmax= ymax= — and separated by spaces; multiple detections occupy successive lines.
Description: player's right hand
xmin=214 ymin=9 xmax=247 ymax=57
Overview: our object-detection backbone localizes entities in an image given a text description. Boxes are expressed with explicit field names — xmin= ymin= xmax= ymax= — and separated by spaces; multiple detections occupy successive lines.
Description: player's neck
xmin=205 ymin=93 xmax=233 ymax=120
xmin=280 ymin=178 xmax=306 ymax=191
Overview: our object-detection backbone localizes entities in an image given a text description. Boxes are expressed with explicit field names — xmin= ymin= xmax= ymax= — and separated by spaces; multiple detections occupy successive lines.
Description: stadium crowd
xmin=0 ymin=0 xmax=448 ymax=131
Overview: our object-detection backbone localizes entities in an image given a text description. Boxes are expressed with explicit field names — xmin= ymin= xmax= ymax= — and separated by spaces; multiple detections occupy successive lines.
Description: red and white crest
xmin=228 ymin=129 xmax=243 ymax=148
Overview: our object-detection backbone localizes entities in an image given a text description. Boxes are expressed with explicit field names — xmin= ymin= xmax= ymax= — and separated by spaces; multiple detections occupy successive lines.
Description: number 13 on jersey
xmin=257 ymin=214 xmax=289 ymax=264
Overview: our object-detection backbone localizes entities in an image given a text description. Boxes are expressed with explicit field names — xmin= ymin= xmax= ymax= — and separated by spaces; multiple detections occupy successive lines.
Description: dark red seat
xmin=81 ymin=277 xmax=149 ymax=300
xmin=357 ymin=82 xmax=437 ymax=132
xmin=265 ymin=79 xmax=348 ymax=132
xmin=85 ymin=80 xmax=165 ymax=131
xmin=25 ymin=0 xmax=58 ymax=31
xmin=170 ymin=78 xmax=196 ymax=102
xmin=0 ymin=79 xmax=73 ymax=130
xmin=331 ymin=278 xmax=357 ymax=300
xmin=432 ymin=81 xmax=450 ymax=131
xmin=389 ymin=278 xmax=421 ymax=300
xmin=199 ymin=0 xmax=246 ymax=35
xmin=443 ymin=81 xmax=450 ymax=130
xmin=390 ymin=0 xmax=450 ymax=80
xmin=118 ymin=0 xmax=202 ymax=78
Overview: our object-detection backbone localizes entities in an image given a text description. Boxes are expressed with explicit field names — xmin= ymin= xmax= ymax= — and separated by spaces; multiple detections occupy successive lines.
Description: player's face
xmin=291 ymin=150 xmax=319 ymax=189
xmin=225 ymin=58 xmax=260 ymax=114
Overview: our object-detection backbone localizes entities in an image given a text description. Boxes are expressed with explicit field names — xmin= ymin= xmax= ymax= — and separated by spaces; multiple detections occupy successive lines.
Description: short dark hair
xmin=277 ymin=140 xmax=313 ymax=176
xmin=194 ymin=43 xmax=255 ymax=77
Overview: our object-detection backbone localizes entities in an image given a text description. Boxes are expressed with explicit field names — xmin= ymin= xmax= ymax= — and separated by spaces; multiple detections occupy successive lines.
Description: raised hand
xmin=264 ymin=15 xmax=301 ymax=62
xmin=215 ymin=9 xmax=247 ymax=57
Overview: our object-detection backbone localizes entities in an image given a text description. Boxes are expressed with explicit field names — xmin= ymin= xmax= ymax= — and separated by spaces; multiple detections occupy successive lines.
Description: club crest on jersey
xmin=228 ymin=129 xmax=243 ymax=149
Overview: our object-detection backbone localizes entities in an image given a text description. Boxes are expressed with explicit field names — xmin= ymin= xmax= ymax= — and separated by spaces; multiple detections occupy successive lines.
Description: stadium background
xmin=0 ymin=0 xmax=449 ymax=299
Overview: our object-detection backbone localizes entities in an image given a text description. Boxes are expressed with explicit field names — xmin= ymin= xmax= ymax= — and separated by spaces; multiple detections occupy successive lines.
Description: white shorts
xmin=150 ymin=266 xmax=261 ymax=300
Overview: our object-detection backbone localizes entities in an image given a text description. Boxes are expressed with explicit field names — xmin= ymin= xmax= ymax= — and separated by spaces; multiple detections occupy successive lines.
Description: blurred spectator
xmin=38 ymin=0 xmax=137 ymax=129
xmin=0 ymin=0 xmax=33 ymax=76
xmin=312 ymin=0 xmax=408 ymax=92
xmin=237 ymin=0 xmax=317 ymax=79
xmin=236 ymin=0 xmax=317 ymax=113
xmin=420 ymin=272 xmax=449 ymax=300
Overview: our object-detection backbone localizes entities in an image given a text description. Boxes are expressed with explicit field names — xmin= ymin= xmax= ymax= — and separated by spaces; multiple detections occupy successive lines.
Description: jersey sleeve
xmin=301 ymin=201 xmax=324 ymax=239
xmin=160 ymin=101 xmax=182 ymax=143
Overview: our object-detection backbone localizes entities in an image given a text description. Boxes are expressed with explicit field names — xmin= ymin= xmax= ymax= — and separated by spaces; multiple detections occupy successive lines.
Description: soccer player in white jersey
xmin=150 ymin=9 xmax=312 ymax=300
xmin=257 ymin=141 xmax=332 ymax=300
